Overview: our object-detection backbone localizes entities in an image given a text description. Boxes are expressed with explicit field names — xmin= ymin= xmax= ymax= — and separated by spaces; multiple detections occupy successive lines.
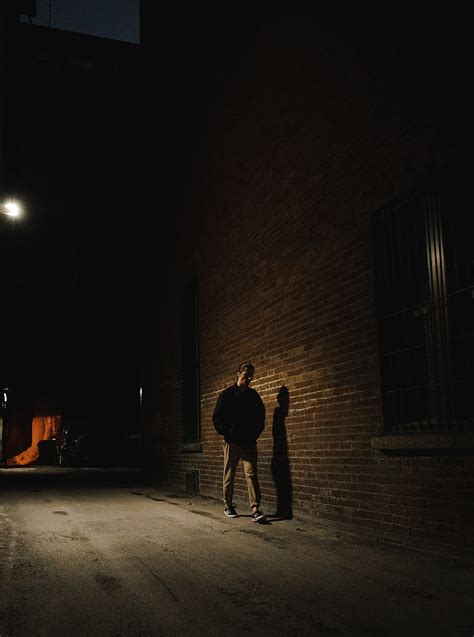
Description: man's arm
xmin=255 ymin=392 xmax=266 ymax=439
xmin=212 ymin=390 xmax=227 ymax=436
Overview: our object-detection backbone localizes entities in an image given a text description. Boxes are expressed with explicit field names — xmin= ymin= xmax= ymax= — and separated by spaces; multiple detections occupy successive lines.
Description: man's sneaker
xmin=224 ymin=506 xmax=238 ymax=518
xmin=251 ymin=510 xmax=266 ymax=523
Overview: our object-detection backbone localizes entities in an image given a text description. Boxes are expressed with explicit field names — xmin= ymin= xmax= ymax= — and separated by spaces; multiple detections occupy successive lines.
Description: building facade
xmin=141 ymin=7 xmax=474 ymax=559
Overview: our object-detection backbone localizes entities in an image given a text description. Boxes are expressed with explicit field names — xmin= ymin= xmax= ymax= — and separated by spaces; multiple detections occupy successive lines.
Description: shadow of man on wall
xmin=271 ymin=385 xmax=292 ymax=519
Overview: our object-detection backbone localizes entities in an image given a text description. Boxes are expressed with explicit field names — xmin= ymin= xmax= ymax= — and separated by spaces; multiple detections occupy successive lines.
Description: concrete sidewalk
xmin=141 ymin=483 xmax=474 ymax=636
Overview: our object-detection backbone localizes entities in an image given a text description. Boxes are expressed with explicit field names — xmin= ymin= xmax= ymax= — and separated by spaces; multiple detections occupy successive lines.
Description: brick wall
xmin=142 ymin=10 xmax=474 ymax=559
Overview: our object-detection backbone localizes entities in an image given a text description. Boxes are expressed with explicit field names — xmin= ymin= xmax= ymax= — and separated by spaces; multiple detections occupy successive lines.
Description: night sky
xmin=21 ymin=0 xmax=140 ymax=43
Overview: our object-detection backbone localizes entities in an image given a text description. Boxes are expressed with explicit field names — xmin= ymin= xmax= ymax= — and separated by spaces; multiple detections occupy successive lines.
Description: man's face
xmin=237 ymin=367 xmax=254 ymax=387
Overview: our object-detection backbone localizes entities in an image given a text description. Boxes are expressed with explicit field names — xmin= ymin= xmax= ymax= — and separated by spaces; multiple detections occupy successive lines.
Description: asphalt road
xmin=0 ymin=467 xmax=473 ymax=636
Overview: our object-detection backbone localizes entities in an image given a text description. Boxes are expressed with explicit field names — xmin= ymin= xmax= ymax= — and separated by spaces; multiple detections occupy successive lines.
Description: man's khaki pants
xmin=223 ymin=441 xmax=260 ymax=510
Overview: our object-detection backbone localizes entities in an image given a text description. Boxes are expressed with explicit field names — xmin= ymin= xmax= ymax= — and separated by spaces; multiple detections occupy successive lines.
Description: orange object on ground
xmin=6 ymin=415 xmax=61 ymax=466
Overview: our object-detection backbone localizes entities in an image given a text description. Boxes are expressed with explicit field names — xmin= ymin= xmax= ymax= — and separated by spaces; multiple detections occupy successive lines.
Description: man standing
xmin=212 ymin=362 xmax=266 ymax=522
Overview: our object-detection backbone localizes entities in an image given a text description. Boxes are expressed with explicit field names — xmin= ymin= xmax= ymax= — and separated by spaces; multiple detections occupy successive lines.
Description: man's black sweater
xmin=212 ymin=384 xmax=265 ymax=447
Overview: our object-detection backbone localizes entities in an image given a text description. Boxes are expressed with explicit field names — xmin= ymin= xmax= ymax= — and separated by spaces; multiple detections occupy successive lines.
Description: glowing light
xmin=2 ymin=200 xmax=22 ymax=218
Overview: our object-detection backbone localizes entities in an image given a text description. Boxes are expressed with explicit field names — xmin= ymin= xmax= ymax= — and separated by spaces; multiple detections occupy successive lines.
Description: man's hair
xmin=238 ymin=362 xmax=254 ymax=373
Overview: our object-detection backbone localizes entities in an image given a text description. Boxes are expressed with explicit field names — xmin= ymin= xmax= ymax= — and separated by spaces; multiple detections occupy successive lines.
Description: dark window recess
xmin=182 ymin=279 xmax=200 ymax=443
xmin=374 ymin=177 xmax=474 ymax=434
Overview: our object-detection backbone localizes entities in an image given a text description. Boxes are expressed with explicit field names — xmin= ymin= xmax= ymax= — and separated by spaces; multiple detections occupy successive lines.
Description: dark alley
xmin=2 ymin=5 xmax=474 ymax=634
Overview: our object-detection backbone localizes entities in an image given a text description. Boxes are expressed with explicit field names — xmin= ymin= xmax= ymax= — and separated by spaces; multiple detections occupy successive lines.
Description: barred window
xmin=374 ymin=175 xmax=474 ymax=434
xmin=182 ymin=278 xmax=201 ymax=443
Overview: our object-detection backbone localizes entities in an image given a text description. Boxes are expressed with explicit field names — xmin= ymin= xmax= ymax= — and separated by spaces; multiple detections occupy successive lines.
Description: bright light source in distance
xmin=2 ymin=200 xmax=22 ymax=218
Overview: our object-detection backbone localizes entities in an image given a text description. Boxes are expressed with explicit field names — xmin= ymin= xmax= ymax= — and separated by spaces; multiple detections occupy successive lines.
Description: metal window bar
xmin=423 ymin=193 xmax=453 ymax=428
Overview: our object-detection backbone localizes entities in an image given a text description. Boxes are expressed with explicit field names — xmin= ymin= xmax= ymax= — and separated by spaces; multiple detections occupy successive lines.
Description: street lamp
xmin=1 ymin=200 xmax=23 ymax=219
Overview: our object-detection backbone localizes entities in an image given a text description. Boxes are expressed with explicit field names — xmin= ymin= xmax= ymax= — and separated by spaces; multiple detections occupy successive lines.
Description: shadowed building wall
xmin=141 ymin=6 xmax=474 ymax=559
